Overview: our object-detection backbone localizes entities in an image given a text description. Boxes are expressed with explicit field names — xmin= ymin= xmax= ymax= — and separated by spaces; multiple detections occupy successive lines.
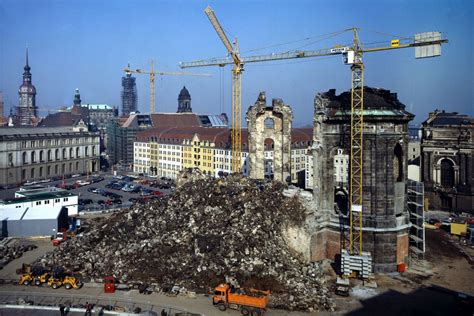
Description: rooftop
xmin=423 ymin=110 xmax=474 ymax=126
xmin=1 ymin=190 xmax=76 ymax=205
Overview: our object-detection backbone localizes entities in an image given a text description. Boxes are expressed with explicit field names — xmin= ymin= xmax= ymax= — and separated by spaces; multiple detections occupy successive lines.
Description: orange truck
xmin=212 ymin=283 xmax=270 ymax=315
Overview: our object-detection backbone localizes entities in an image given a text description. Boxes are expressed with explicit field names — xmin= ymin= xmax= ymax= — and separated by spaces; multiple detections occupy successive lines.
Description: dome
xmin=19 ymin=83 xmax=36 ymax=95
xmin=178 ymin=86 xmax=191 ymax=100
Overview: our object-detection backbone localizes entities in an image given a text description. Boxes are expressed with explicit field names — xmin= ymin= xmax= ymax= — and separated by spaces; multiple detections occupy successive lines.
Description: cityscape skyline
xmin=0 ymin=0 xmax=472 ymax=126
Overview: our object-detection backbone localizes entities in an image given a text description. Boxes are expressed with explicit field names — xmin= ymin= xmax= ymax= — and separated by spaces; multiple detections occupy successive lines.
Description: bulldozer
xmin=48 ymin=267 xmax=82 ymax=289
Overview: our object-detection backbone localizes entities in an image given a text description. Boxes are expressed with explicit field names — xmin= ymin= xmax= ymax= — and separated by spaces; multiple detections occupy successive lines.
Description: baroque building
xmin=311 ymin=87 xmax=414 ymax=272
xmin=421 ymin=110 xmax=474 ymax=212
xmin=0 ymin=127 xmax=100 ymax=187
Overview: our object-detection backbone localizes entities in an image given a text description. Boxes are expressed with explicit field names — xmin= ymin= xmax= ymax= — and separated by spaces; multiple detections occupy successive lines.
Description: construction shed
xmin=0 ymin=205 xmax=68 ymax=237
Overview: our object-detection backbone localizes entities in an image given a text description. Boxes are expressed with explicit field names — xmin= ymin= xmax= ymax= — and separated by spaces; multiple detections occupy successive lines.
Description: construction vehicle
xmin=52 ymin=228 xmax=76 ymax=246
xmin=48 ymin=267 xmax=82 ymax=289
xmin=17 ymin=264 xmax=33 ymax=286
xmin=18 ymin=264 xmax=50 ymax=286
xmin=123 ymin=61 xmax=211 ymax=114
xmin=52 ymin=231 xmax=67 ymax=246
xmin=213 ymin=283 xmax=269 ymax=315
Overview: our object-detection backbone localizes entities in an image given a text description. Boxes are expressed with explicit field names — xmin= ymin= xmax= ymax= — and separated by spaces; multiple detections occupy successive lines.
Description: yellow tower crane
xmin=124 ymin=61 xmax=211 ymax=114
xmin=203 ymin=6 xmax=243 ymax=173
xmin=181 ymin=19 xmax=447 ymax=264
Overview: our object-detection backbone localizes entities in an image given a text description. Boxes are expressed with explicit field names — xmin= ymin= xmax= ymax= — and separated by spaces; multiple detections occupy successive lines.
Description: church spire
xmin=23 ymin=47 xmax=31 ymax=82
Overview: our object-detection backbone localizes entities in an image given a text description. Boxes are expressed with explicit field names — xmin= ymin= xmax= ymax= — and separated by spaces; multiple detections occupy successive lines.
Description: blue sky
xmin=0 ymin=0 xmax=472 ymax=126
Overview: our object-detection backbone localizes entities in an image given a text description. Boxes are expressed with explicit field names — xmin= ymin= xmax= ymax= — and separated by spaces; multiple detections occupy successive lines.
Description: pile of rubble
xmin=0 ymin=240 xmax=37 ymax=269
xmin=40 ymin=173 xmax=334 ymax=311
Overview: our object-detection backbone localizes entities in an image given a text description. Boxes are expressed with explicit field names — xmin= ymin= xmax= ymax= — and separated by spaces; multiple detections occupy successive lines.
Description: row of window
xmin=35 ymin=197 xmax=69 ymax=206
xmin=21 ymin=162 xmax=84 ymax=179
xmin=21 ymin=137 xmax=95 ymax=148
xmin=21 ymin=146 xmax=98 ymax=164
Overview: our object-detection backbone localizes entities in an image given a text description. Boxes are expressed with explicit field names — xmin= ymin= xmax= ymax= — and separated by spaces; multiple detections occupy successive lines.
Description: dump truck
xmin=48 ymin=267 xmax=82 ymax=289
xmin=212 ymin=283 xmax=270 ymax=315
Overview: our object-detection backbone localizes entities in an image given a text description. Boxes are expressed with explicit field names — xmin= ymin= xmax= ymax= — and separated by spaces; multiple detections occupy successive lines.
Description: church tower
xmin=73 ymin=88 xmax=82 ymax=106
xmin=177 ymin=86 xmax=192 ymax=113
xmin=17 ymin=48 xmax=37 ymax=126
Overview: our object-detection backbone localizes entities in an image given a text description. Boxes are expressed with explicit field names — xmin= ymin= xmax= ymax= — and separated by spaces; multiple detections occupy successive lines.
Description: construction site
xmin=1 ymin=4 xmax=473 ymax=316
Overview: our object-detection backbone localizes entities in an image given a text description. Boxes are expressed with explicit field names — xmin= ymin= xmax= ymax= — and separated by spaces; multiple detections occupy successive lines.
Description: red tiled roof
xmin=150 ymin=113 xmax=202 ymax=128
xmin=39 ymin=112 xmax=82 ymax=127
xmin=135 ymin=126 xmax=313 ymax=149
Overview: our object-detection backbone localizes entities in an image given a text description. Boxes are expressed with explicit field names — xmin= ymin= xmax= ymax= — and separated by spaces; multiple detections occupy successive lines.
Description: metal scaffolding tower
xmin=407 ymin=179 xmax=425 ymax=259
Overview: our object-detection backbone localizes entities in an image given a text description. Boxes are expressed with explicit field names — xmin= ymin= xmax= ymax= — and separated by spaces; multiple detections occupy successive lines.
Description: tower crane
xmin=180 ymin=15 xmax=447 ymax=266
xmin=124 ymin=61 xmax=211 ymax=114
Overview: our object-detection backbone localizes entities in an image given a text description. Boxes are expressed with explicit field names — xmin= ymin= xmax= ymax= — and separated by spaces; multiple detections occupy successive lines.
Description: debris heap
xmin=41 ymin=174 xmax=334 ymax=311
xmin=0 ymin=241 xmax=37 ymax=269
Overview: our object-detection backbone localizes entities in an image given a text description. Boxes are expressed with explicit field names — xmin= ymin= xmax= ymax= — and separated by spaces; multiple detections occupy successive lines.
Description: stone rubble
xmin=0 ymin=240 xmax=37 ymax=269
xmin=39 ymin=171 xmax=335 ymax=311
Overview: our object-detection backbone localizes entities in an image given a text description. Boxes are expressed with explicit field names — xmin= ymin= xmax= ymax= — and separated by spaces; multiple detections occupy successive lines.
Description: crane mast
xmin=204 ymin=6 xmax=244 ymax=173
xmin=349 ymin=28 xmax=364 ymax=256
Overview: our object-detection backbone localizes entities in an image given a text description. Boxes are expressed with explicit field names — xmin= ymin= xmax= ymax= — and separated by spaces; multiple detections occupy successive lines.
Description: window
xmin=440 ymin=159 xmax=455 ymax=187
xmin=264 ymin=117 xmax=274 ymax=129
xmin=393 ymin=144 xmax=403 ymax=182
xmin=31 ymin=151 xmax=36 ymax=163
xmin=36 ymin=201 xmax=41 ymax=205
xmin=45 ymin=200 xmax=50 ymax=205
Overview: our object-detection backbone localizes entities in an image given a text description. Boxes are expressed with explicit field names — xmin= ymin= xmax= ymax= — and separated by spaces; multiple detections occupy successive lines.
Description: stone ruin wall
xmin=310 ymin=91 xmax=412 ymax=273
xmin=246 ymin=92 xmax=293 ymax=182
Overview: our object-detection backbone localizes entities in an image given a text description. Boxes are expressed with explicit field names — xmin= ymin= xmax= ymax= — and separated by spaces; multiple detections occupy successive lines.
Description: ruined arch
xmin=246 ymin=92 xmax=293 ymax=181
xmin=394 ymin=143 xmax=404 ymax=182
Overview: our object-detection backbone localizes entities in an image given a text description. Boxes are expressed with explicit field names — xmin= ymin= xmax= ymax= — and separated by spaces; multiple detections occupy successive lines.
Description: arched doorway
xmin=264 ymin=138 xmax=274 ymax=180
xmin=440 ymin=159 xmax=455 ymax=187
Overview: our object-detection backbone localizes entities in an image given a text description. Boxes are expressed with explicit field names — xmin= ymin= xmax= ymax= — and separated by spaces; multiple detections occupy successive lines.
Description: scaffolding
xmin=407 ymin=179 xmax=425 ymax=259
xmin=121 ymin=73 xmax=137 ymax=116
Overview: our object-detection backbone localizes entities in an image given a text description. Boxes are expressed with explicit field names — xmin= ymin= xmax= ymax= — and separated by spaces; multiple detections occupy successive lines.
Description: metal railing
xmin=0 ymin=290 xmax=204 ymax=315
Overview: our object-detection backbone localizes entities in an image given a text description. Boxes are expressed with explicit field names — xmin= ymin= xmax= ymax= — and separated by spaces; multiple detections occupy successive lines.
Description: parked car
xmin=428 ymin=218 xmax=441 ymax=225
xmin=113 ymin=199 xmax=122 ymax=205
xmin=71 ymin=174 xmax=81 ymax=178
xmin=140 ymin=190 xmax=153 ymax=196
xmin=129 ymin=198 xmax=137 ymax=203
xmin=97 ymin=200 xmax=105 ymax=205
xmin=87 ymin=187 xmax=97 ymax=193
xmin=91 ymin=176 xmax=104 ymax=183
xmin=78 ymin=199 xmax=93 ymax=205
xmin=75 ymin=180 xmax=91 ymax=186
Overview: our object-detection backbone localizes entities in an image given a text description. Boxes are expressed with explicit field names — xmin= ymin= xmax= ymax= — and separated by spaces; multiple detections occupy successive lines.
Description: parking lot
xmin=0 ymin=173 xmax=175 ymax=212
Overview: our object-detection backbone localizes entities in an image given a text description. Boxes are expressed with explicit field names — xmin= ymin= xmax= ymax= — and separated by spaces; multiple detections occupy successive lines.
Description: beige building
xmin=0 ymin=126 xmax=100 ymax=187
